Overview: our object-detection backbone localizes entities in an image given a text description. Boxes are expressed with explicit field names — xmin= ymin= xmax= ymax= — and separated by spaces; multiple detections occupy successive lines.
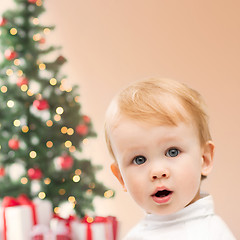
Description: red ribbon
xmin=81 ymin=216 xmax=118 ymax=240
xmin=107 ymin=216 xmax=118 ymax=240
xmin=2 ymin=194 xmax=37 ymax=240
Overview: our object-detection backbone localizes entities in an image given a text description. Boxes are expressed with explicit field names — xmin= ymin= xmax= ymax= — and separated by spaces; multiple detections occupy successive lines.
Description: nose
xmin=150 ymin=166 xmax=170 ymax=181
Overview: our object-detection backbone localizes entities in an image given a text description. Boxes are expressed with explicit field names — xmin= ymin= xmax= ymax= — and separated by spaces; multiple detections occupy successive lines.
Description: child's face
xmin=110 ymin=116 xmax=214 ymax=215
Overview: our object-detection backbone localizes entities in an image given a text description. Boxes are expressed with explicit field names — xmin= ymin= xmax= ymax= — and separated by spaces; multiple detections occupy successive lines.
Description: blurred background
xmin=1 ymin=0 xmax=240 ymax=238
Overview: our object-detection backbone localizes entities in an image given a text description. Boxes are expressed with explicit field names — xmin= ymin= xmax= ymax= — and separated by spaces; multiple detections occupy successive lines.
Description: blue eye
xmin=133 ymin=156 xmax=147 ymax=165
xmin=166 ymin=148 xmax=180 ymax=157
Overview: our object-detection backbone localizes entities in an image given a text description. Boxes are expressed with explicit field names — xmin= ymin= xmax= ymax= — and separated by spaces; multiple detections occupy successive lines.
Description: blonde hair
xmin=105 ymin=78 xmax=212 ymax=160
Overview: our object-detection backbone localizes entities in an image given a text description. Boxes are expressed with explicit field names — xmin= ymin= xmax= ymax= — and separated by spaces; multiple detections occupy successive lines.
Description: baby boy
xmin=104 ymin=78 xmax=236 ymax=239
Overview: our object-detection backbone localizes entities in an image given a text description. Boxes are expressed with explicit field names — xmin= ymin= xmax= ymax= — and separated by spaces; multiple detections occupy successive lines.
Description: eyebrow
xmin=122 ymin=136 xmax=183 ymax=154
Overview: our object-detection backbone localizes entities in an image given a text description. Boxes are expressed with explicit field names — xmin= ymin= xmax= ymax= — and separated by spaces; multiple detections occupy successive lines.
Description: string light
xmin=82 ymin=138 xmax=89 ymax=145
xmin=14 ymin=59 xmax=20 ymax=66
xmin=67 ymin=128 xmax=74 ymax=135
xmin=6 ymin=69 xmax=13 ymax=76
xmin=75 ymin=169 xmax=82 ymax=175
xmin=32 ymin=18 xmax=39 ymax=25
xmin=59 ymin=84 xmax=65 ymax=91
xmin=10 ymin=28 xmax=17 ymax=35
xmin=44 ymin=178 xmax=51 ymax=185
xmin=36 ymin=0 xmax=42 ymax=7
xmin=86 ymin=217 xmax=94 ymax=223
xmin=33 ymin=33 xmax=41 ymax=41
xmin=13 ymin=119 xmax=21 ymax=127
xmin=27 ymin=90 xmax=34 ymax=96
xmin=29 ymin=150 xmax=37 ymax=158
xmin=38 ymin=192 xmax=46 ymax=199
xmin=43 ymin=28 xmax=50 ymax=35
xmin=64 ymin=140 xmax=72 ymax=148
xmin=58 ymin=189 xmax=66 ymax=195
xmin=7 ymin=100 xmax=14 ymax=108
xmin=54 ymin=114 xmax=61 ymax=121
xmin=61 ymin=126 xmax=67 ymax=134
xmin=1 ymin=86 xmax=8 ymax=93
xmin=22 ymin=125 xmax=29 ymax=133
xmin=51 ymin=78 xmax=58 ymax=86
xmin=104 ymin=190 xmax=114 ymax=199
xmin=56 ymin=107 xmax=64 ymax=115
xmin=39 ymin=63 xmax=46 ymax=70
xmin=46 ymin=120 xmax=53 ymax=127
xmin=17 ymin=70 xmax=23 ymax=77
xmin=66 ymin=87 xmax=72 ymax=93
xmin=69 ymin=146 xmax=76 ymax=153
xmin=46 ymin=141 xmax=53 ymax=148
xmin=54 ymin=207 xmax=60 ymax=214
xmin=68 ymin=196 xmax=76 ymax=203
xmin=21 ymin=177 xmax=28 ymax=184
xmin=21 ymin=85 xmax=28 ymax=92
xmin=73 ymin=175 xmax=80 ymax=183
xmin=74 ymin=96 xmax=80 ymax=103
xmin=50 ymin=78 xmax=57 ymax=85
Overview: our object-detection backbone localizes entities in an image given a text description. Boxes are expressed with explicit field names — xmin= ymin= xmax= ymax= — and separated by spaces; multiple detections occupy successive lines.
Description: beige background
xmin=1 ymin=0 xmax=240 ymax=239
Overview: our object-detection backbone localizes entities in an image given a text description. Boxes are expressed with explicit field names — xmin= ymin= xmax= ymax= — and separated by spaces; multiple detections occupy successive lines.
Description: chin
xmin=146 ymin=205 xmax=180 ymax=216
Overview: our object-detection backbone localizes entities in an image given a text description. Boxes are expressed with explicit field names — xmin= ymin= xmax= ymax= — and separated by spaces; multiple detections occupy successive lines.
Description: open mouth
xmin=152 ymin=189 xmax=173 ymax=204
xmin=154 ymin=190 xmax=172 ymax=198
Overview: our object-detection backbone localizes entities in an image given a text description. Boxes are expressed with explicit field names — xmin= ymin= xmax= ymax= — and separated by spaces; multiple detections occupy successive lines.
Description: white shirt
xmin=124 ymin=194 xmax=236 ymax=240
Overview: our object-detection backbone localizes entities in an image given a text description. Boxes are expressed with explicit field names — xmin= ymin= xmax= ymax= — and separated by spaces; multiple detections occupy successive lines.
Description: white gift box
xmin=4 ymin=205 xmax=33 ymax=240
xmin=33 ymin=198 xmax=53 ymax=226
xmin=0 ymin=197 xmax=53 ymax=240
xmin=71 ymin=217 xmax=117 ymax=240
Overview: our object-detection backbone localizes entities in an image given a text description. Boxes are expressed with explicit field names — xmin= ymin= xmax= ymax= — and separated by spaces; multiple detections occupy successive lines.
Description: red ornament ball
xmin=56 ymin=55 xmax=66 ymax=64
xmin=33 ymin=99 xmax=49 ymax=110
xmin=57 ymin=155 xmax=74 ymax=170
xmin=17 ymin=77 xmax=29 ymax=87
xmin=28 ymin=0 xmax=38 ymax=3
xmin=28 ymin=168 xmax=42 ymax=180
xmin=83 ymin=115 xmax=91 ymax=124
xmin=76 ymin=124 xmax=88 ymax=135
xmin=0 ymin=167 xmax=5 ymax=177
xmin=4 ymin=49 xmax=17 ymax=61
xmin=8 ymin=138 xmax=20 ymax=150
xmin=0 ymin=17 xmax=7 ymax=27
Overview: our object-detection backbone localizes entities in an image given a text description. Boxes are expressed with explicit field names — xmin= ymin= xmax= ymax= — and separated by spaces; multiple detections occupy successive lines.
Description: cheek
xmin=175 ymin=158 xmax=202 ymax=181
xmin=123 ymin=170 xmax=139 ymax=190
xmin=176 ymin=159 xmax=202 ymax=186
xmin=123 ymin=169 xmax=146 ymax=198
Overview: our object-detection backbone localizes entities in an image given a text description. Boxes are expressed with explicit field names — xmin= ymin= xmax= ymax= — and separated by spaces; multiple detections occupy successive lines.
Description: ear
xmin=201 ymin=140 xmax=215 ymax=176
xmin=111 ymin=162 xmax=127 ymax=191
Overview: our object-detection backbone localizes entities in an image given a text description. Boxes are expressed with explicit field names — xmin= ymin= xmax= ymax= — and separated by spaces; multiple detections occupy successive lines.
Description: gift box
xmin=1 ymin=198 xmax=34 ymax=240
xmin=33 ymin=198 xmax=53 ymax=226
xmin=30 ymin=224 xmax=49 ymax=240
xmin=71 ymin=216 xmax=118 ymax=240
xmin=0 ymin=195 xmax=53 ymax=240
xmin=50 ymin=215 xmax=73 ymax=240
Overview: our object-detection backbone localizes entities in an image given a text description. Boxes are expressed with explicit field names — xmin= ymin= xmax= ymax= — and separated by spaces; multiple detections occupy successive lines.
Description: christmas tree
xmin=0 ymin=0 xmax=114 ymax=218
